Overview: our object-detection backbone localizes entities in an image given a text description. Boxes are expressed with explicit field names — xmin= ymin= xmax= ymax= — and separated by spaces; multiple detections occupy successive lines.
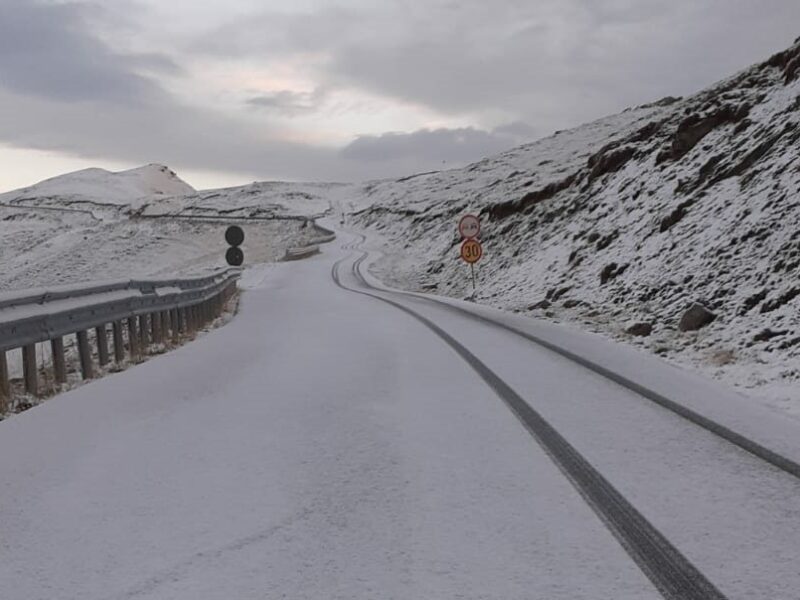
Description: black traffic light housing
xmin=225 ymin=225 xmax=244 ymax=266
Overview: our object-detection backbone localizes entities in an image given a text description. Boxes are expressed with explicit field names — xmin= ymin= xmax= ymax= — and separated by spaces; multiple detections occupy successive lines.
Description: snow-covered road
xmin=2 ymin=233 xmax=800 ymax=599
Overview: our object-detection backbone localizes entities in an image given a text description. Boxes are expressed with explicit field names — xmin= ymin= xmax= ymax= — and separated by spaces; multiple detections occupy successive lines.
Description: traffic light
xmin=225 ymin=225 xmax=244 ymax=266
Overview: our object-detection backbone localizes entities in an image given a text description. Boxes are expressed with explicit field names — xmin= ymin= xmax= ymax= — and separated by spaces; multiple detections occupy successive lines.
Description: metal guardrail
xmin=281 ymin=223 xmax=336 ymax=261
xmin=0 ymin=268 xmax=240 ymax=410
xmin=311 ymin=223 xmax=336 ymax=243
xmin=283 ymin=245 xmax=321 ymax=261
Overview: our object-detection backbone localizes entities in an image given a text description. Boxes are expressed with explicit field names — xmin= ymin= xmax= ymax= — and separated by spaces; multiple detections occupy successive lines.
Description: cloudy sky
xmin=0 ymin=0 xmax=798 ymax=191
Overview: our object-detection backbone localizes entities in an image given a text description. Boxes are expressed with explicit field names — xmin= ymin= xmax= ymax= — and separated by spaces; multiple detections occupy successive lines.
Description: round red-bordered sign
xmin=458 ymin=214 xmax=481 ymax=239
xmin=460 ymin=239 xmax=483 ymax=264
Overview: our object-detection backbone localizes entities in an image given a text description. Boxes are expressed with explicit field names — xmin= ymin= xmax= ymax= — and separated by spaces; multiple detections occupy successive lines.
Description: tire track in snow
xmin=344 ymin=233 xmax=800 ymax=483
xmin=332 ymin=250 xmax=728 ymax=600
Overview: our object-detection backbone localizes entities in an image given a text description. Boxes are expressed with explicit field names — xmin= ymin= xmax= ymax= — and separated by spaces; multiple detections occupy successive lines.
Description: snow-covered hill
xmin=0 ymin=166 xmax=333 ymax=289
xmin=137 ymin=180 xmax=343 ymax=219
xmin=349 ymin=38 xmax=800 ymax=410
xmin=0 ymin=164 xmax=195 ymax=210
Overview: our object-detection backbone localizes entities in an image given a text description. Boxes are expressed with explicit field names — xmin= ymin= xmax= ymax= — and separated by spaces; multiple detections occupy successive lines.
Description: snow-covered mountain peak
xmin=0 ymin=163 xmax=195 ymax=207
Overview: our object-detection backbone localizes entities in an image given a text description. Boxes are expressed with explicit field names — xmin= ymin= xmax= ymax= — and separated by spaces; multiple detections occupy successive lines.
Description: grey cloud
xmin=2 ymin=0 xmax=800 ymax=186
xmin=0 ymin=0 xmax=506 ymax=183
xmin=246 ymin=89 xmax=326 ymax=115
xmin=340 ymin=123 xmax=538 ymax=163
xmin=193 ymin=0 xmax=800 ymax=129
xmin=123 ymin=52 xmax=184 ymax=76
xmin=0 ymin=87 xmax=509 ymax=183
xmin=492 ymin=121 xmax=539 ymax=141
xmin=191 ymin=8 xmax=356 ymax=58
xmin=0 ymin=0 xmax=171 ymax=104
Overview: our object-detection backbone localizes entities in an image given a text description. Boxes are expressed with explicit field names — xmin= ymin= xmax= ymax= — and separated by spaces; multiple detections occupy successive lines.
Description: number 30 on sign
xmin=460 ymin=239 xmax=483 ymax=264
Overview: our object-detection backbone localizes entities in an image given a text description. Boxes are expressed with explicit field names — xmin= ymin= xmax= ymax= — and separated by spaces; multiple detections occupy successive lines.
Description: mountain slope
xmin=350 ymin=38 xmax=800 ymax=409
xmin=0 ymin=164 xmax=329 ymax=290
xmin=0 ymin=163 xmax=196 ymax=208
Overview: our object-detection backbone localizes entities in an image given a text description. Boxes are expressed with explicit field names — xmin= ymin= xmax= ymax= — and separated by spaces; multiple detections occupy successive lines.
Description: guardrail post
xmin=128 ymin=318 xmax=140 ymax=358
xmin=161 ymin=310 xmax=171 ymax=340
xmin=113 ymin=321 xmax=125 ymax=363
xmin=186 ymin=307 xmax=195 ymax=334
xmin=77 ymin=331 xmax=94 ymax=380
xmin=171 ymin=308 xmax=181 ymax=341
xmin=0 ymin=351 xmax=9 ymax=413
xmin=150 ymin=312 xmax=163 ymax=344
xmin=150 ymin=312 xmax=158 ymax=344
xmin=51 ymin=337 xmax=67 ymax=384
xmin=22 ymin=344 xmax=38 ymax=396
xmin=96 ymin=325 xmax=110 ymax=366
xmin=138 ymin=315 xmax=149 ymax=348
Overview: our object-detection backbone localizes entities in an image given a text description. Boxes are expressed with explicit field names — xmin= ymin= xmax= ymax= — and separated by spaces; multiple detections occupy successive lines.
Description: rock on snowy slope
xmin=0 ymin=164 xmax=195 ymax=209
xmin=679 ymin=303 xmax=717 ymax=332
xmin=350 ymin=38 xmax=800 ymax=408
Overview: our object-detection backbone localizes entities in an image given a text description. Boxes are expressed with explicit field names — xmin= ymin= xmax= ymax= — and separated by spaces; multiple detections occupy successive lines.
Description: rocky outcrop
xmin=679 ymin=303 xmax=717 ymax=332
xmin=626 ymin=322 xmax=654 ymax=337
xmin=667 ymin=104 xmax=751 ymax=161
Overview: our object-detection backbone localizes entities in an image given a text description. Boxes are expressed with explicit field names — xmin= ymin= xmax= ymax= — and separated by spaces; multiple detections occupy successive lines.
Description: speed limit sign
xmin=457 ymin=213 xmax=483 ymax=291
xmin=460 ymin=239 xmax=483 ymax=264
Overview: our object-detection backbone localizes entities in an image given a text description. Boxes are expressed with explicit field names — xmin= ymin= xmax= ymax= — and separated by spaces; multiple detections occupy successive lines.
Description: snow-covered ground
xmin=2 ymin=40 xmax=798 ymax=416
xmin=0 ymin=165 xmax=332 ymax=289
xmin=347 ymin=39 xmax=800 ymax=414
xmin=138 ymin=180 xmax=344 ymax=219
xmin=3 ymin=235 xmax=800 ymax=599
xmin=0 ymin=163 xmax=195 ymax=211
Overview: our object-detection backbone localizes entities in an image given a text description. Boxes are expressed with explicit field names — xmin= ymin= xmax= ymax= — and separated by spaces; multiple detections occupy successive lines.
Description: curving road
xmin=2 ymin=231 xmax=800 ymax=599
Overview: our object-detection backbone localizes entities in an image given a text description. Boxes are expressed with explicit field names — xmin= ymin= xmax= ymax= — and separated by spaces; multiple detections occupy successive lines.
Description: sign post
xmin=460 ymin=239 xmax=482 ymax=289
xmin=458 ymin=214 xmax=482 ymax=290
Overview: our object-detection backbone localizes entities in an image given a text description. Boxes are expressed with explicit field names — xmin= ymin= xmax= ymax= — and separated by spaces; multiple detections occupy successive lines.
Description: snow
xmin=3 ymin=235 xmax=800 ymax=598
xmin=2 ymin=36 xmax=800 ymax=600
xmin=0 ymin=38 xmax=797 ymax=433
xmin=0 ymin=163 xmax=195 ymax=208
xmin=138 ymin=180 xmax=344 ymax=219
xmin=0 ymin=178 xmax=330 ymax=291
xmin=342 ymin=236 xmax=800 ymax=599
xmin=0 ymin=246 xmax=661 ymax=600
xmin=346 ymin=40 xmax=800 ymax=413
xmin=353 ymin=235 xmax=800 ymax=468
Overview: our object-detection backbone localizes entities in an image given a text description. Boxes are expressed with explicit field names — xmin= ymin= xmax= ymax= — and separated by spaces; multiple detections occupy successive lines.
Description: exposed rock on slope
xmin=351 ymin=38 xmax=800 ymax=408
